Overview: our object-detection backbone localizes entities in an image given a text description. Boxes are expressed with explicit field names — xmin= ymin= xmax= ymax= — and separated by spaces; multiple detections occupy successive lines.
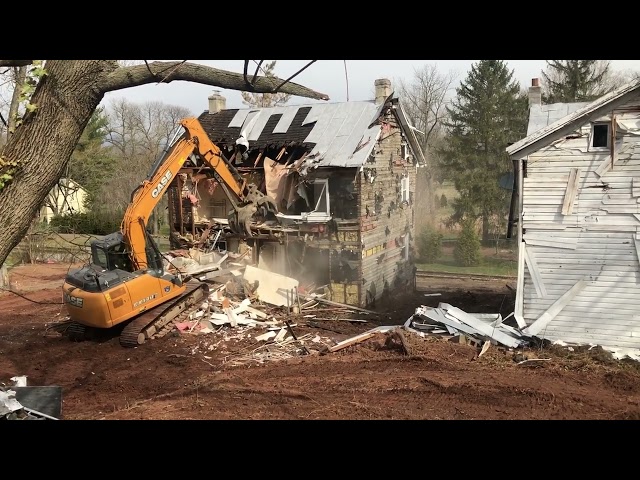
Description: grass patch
xmin=417 ymin=254 xmax=517 ymax=277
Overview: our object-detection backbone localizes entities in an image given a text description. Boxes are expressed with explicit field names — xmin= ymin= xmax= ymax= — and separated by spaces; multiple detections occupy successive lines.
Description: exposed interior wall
xmin=359 ymin=113 xmax=417 ymax=307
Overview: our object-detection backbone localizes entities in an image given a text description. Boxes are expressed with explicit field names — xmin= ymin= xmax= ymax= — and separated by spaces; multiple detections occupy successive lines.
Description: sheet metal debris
xmin=406 ymin=303 xmax=530 ymax=349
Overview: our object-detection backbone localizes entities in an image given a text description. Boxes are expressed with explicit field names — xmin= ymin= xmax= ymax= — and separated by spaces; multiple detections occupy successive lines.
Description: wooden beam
xmin=298 ymin=293 xmax=382 ymax=316
xmin=327 ymin=326 xmax=392 ymax=353
xmin=523 ymin=244 xmax=547 ymax=298
xmin=523 ymin=234 xmax=578 ymax=250
xmin=595 ymin=142 xmax=629 ymax=178
xmin=523 ymin=280 xmax=588 ymax=336
xmin=561 ymin=168 xmax=580 ymax=215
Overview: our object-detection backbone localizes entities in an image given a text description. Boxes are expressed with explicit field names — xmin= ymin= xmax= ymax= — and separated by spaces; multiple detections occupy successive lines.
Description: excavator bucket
xmin=228 ymin=183 xmax=279 ymax=236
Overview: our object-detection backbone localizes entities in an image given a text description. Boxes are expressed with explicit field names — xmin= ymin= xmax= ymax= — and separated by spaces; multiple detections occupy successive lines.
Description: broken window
xmin=401 ymin=141 xmax=410 ymax=161
xmin=312 ymin=180 xmax=329 ymax=213
xmin=329 ymin=175 xmax=358 ymax=219
xmin=401 ymin=176 xmax=409 ymax=203
xmin=297 ymin=178 xmax=331 ymax=220
xmin=591 ymin=122 xmax=610 ymax=149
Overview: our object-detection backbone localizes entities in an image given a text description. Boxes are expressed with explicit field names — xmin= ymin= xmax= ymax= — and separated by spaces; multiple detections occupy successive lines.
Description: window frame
xmin=589 ymin=122 xmax=611 ymax=151
xmin=401 ymin=176 xmax=410 ymax=203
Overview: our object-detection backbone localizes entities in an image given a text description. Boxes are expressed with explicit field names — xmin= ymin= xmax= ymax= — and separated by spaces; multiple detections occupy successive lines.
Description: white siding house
xmin=39 ymin=178 xmax=88 ymax=222
xmin=507 ymin=78 xmax=640 ymax=352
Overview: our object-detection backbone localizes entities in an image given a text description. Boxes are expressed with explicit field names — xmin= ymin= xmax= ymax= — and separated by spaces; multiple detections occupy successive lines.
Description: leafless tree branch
xmin=101 ymin=61 xmax=329 ymax=101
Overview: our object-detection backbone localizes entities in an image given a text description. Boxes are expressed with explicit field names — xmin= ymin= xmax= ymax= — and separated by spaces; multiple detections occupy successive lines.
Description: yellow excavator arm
xmin=123 ymin=117 xmax=277 ymax=270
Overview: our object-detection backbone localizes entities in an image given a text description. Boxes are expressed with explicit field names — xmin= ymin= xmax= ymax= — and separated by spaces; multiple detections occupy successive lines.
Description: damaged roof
xmin=526 ymin=101 xmax=590 ymax=136
xmin=198 ymin=96 xmax=425 ymax=169
xmin=507 ymin=78 xmax=640 ymax=159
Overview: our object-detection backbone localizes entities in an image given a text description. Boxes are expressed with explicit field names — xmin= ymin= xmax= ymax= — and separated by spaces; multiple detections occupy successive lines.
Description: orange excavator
xmin=61 ymin=117 xmax=278 ymax=347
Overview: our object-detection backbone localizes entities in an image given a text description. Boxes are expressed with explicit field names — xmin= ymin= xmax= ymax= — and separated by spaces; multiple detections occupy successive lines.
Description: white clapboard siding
xmin=523 ymin=230 xmax=580 ymax=250
xmin=529 ymin=165 xmax=640 ymax=174
xmin=519 ymin=101 xmax=640 ymax=349
xmin=633 ymin=178 xmax=640 ymax=198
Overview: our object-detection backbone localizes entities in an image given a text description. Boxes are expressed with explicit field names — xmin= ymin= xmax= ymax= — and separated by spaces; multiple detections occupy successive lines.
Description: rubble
xmin=156 ymin=246 xmax=364 ymax=365
xmin=402 ymin=302 xmax=640 ymax=362
xmin=1 ymin=377 xmax=61 ymax=420
xmin=59 ymin=241 xmax=640 ymax=366
xmin=406 ymin=302 xmax=528 ymax=349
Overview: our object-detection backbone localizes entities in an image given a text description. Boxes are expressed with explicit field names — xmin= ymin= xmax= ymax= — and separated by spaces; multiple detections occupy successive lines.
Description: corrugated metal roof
xmin=526 ymin=102 xmax=590 ymax=136
xmin=199 ymin=101 xmax=383 ymax=170
xmin=300 ymin=102 xmax=381 ymax=168
xmin=198 ymin=96 xmax=428 ymax=171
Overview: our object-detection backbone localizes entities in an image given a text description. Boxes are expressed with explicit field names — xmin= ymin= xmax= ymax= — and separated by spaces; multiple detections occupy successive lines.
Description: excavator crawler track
xmin=67 ymin=322 xmax=87 ymax=342
xmin=119 ymin=281 xmax=209 ymax=348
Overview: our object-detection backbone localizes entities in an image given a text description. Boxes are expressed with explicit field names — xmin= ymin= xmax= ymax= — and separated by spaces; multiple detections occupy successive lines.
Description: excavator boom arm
xmin=122 ymin=135 xmax=198 ymax=270
xmin=122 ymin=117 xmax=273 ymax=270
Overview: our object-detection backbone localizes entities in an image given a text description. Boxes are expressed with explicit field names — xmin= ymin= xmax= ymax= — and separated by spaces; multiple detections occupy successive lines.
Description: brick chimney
xmin=375 ymin=78 xmax=392 ymax=104
xmin=529 ymin=78 xmax=542 ymax=107
xmin=208 ymin=90 xmax=226 ymax=114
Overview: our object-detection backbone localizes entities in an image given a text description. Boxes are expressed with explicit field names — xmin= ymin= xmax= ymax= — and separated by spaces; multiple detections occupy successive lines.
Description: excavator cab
xmin=89 ymin=232 xmax=163 ymax=274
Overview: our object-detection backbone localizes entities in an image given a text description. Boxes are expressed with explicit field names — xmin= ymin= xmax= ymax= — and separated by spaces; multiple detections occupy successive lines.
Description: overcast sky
xmin=102 ymin=60 xmax=640 ymax=116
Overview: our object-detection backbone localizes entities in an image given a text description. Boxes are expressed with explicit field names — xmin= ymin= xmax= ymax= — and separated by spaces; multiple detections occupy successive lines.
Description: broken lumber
xmin=326 ymin=326 xmax=392 ymax=353
xmin=309 ymin=318 xmax=368 ymax=323
xmin=298 ymin=293 xmax=381 ymax=316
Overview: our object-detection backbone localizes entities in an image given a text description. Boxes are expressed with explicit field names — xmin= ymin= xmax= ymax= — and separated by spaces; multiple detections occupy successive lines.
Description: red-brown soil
xmin=1 ymin=262 xmax=639 ymax=420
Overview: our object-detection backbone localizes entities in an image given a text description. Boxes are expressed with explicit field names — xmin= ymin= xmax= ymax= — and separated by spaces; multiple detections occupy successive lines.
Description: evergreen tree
xmin=67 ymin=106 xmax=116 ymax=209
xmin=454 ymin=219 xmax=481 ymax=267
xmin=438 ymin=60 xmax=528 ymax=241
xmin=241 ymin=61 xmax=291 ymax=107
xmin=541 ymin=60 xmax=611 ymax=103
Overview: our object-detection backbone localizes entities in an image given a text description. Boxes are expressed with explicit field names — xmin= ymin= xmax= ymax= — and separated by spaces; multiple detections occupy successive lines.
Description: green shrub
xmin=440 ymin=194 xmax=448 ymax=207
xmin=454 ymin=220 xmax=481 ymax=266
xmin=49 ymin=210 xmax=123 ymax=235
xmin=418 ymin=227 xmax=443 ymax=263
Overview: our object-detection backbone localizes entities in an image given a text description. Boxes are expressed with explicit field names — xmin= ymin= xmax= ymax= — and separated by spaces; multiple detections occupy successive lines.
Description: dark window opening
xmin=592 ymin=123 xmax=610 ymax=148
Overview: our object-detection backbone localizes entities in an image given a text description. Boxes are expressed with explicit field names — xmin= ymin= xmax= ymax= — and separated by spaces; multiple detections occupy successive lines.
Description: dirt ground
xmin=2 ymin=262 xmax=640 ymax=420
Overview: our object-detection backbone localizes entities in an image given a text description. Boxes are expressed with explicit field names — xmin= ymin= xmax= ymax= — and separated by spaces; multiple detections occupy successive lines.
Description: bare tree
xmin=241 ymin=61 xmax=292 ymax=107
xmin=7 ymin=66 xmax=27 ymax=134
xmin=606 ymin=68 xmax=640 ymax=90
xmin=397 ymin=64 xmax=458 ymax=228
xmin=397 ymin=64 xmax=458 ymax=150
xmin=99 ymin=99 xmax=192 ymax=233
xmin=0 ymin=60 xmax=328 ymax=267
xmin=42 ymin=178 xmax=82 ymax=218
xmin=0 ymin=66 xmax=27 ymax=147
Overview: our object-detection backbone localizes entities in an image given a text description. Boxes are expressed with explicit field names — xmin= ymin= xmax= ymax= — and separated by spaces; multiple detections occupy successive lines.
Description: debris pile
xmin=406 ymin=302 xmax=530 ymax=349
xmin=1 ymin=376 xmax=61 ymax=420
xmin=157 ymin=246 xmax=381 ymax=365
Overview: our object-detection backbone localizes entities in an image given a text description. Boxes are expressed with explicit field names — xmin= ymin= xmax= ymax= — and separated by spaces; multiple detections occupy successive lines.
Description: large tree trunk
xmin=0 ymin=61 xmax=116 ymax=265
xmin=0 ymin=60 xmax=328 ymax=267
